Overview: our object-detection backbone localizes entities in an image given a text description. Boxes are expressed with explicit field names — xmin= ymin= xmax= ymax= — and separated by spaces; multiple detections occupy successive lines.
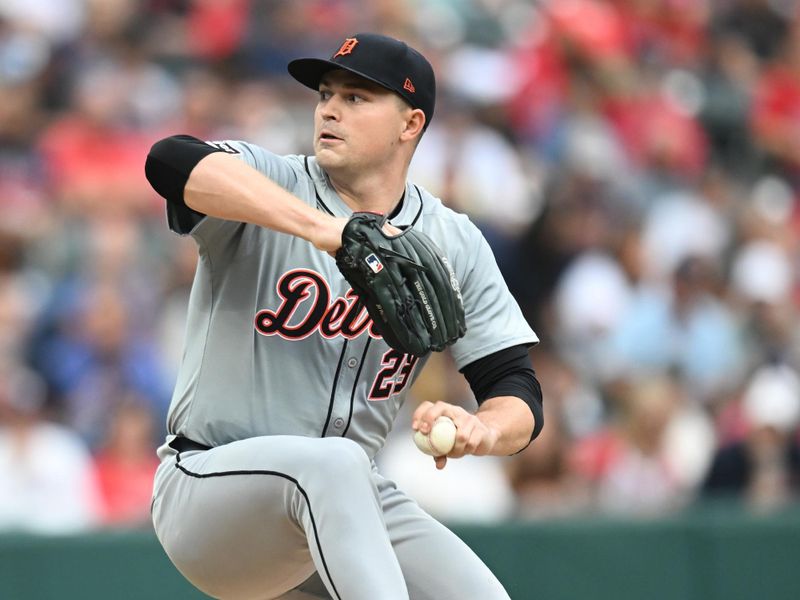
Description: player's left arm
xmin=413 ymin=344 xmax=542 ymax=469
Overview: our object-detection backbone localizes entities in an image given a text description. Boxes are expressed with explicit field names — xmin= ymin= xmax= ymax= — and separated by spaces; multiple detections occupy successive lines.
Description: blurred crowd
xmin=2 ymin=0 xmax=800 ymax=533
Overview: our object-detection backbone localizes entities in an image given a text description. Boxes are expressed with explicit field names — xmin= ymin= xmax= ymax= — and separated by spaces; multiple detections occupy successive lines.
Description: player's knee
xmin=307 ymin=437 xmax=371 ymax=482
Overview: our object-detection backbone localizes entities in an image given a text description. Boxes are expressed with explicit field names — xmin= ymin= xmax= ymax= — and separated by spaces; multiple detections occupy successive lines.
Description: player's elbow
xmin=145 ymin=134 xmax=222 ymax=206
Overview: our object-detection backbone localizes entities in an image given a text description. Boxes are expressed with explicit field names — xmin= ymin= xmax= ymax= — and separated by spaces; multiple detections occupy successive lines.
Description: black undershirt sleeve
xmin=144 ymin=134 xmax=224 ymax=233
xmin=460 ymin=344 xmax=544 ymax=448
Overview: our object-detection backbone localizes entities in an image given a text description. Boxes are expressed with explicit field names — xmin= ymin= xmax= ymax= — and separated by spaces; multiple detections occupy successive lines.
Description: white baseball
xmin=413 ymin=416 xmax=457 ymax=456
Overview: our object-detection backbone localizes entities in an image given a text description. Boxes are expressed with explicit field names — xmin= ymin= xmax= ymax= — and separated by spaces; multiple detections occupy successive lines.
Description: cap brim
xmin=287 ymin=58 xmax=394 ymax=95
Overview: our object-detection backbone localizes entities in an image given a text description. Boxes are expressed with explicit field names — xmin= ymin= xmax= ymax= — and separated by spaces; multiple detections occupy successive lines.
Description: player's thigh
xmin=379 ymin=477 xmax=511 ymax=600
xmin=153 ymin=436 xmax=366 ymax=600
xmin=276 ymin=473 xmax=512 ymax=600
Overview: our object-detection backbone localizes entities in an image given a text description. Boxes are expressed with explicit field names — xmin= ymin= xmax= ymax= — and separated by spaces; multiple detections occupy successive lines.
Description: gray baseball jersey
xmin=161 ymin=140 xmax=537 ymax=460
xmin=151 ymin=140 xmax=537 ymax=600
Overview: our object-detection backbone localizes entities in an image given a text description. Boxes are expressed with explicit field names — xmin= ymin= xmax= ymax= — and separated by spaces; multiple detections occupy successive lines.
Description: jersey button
xmin=347 ymin=357 xmax=358 ymax=368
xmin=333 ymin=418 xmax=345 ymax=428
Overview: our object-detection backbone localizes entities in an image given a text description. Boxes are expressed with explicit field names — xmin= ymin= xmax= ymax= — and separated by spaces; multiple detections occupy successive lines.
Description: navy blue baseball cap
xmin=288 ymin=33 xmax=436 ymax=129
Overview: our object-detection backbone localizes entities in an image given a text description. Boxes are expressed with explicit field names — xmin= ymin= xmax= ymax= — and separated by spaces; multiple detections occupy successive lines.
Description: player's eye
xmin=347 ymin=94 xmax=364 ymax=103
xmin=319 ymin=90 xmax=331 ymax=101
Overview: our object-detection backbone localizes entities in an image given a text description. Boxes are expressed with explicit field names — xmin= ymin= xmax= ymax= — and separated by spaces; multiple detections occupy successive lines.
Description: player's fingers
xmin=411 ymin=401 xmax=436 ymax=431
xmin=462 ymin=427 xmax=487 ymax=455
xmin=467 ymin=421 xmax=499 ymax=456
xmin=451 ymin=416 xmax=497 ymax=457
xmin=414 ymin=401 xmax=464 ymax=434
xmin=448 ymin=418 xmax=476 ymax=458
xmin=435 ymin=455 xmax=447 ymax=470
xmin=449 ymin=410 xmax=476 ymax=434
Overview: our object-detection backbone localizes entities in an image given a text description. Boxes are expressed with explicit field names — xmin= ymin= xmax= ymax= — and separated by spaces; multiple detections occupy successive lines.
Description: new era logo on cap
xmin=365 ymin=253 xmax=384 ymax=274
xmin=403 ymin=78 xmax=415 ymax=93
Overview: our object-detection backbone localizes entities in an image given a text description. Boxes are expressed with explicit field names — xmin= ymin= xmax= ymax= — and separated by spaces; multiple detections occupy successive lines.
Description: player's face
xmin=314 ymin=70 xmax=413 ymax=172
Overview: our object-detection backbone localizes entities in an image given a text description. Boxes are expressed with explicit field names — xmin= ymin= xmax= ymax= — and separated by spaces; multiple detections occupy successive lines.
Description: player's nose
xmin=318 ymin=96 xmax=342 ymax=121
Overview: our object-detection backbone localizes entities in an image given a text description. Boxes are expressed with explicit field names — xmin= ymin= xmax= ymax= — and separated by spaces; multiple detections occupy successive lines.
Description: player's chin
xmin=315 ymin=146 xmax=348 ymax=169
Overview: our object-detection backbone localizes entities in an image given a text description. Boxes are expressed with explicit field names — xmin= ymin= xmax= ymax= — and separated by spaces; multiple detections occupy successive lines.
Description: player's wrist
xmin=309 ymin=214 xmax=346 ymax=253
xmin=473 ymin=413 xmax=503 ymax=455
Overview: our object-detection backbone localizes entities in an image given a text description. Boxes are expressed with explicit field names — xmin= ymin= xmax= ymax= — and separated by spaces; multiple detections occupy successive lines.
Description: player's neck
xmin=327 ymin=169 xmax=407 ymax=215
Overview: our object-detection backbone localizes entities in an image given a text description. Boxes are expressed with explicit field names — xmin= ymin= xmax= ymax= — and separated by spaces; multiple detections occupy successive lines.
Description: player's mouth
xmin=318 ymin=130 xmax=344 ymax=144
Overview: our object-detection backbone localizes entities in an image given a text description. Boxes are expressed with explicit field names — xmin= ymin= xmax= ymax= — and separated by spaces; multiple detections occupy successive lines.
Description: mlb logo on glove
xmin=365 ymin=254 xmax=384 ymax=274
xmin=336 ymin=211 xmax=466 ymax=356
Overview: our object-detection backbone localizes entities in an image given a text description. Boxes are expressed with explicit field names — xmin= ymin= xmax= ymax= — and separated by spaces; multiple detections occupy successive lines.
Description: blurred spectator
xmin=712 ymin=0 xmax=791 ymax=62
xmin=0 ymin=364 xmax=100 ymax=533
xmin=731 ymin=240 xmax=793 ymax=307
xmin=699 ymin=32 xmax=760 ymax=178
xmin=513 ymin=166 xmax=632 ymax=339
xmin=168 ymin=67 xmax=229 ymax=139
xmin=0 ymin=0 xmax=86 ymax=45
xmin=508 ymin=398 xmax=591 ymax=520
xmin=640 ymin=187 xmax=730 ymax=282
xmin=184 ymin=0 xmax=251 ymax=61
xmin=750 ymin=25 xmax=800 ymax=177
xmin=0 ymin=78 xmax=52 ymax=240
xmin=571 ymin=376 xmax=705 ymax=517
xmin=93 ymin=401 xmax=159 ymax=527
xmin=533 ymin=350 xmax=605 ymax=441
xmin=30 ymin=276 xmax=171 ymax=446
xmin=614 ymin=0 xmax=709 ymax=68
xmin=703 ymin=363 xmax=800 ymax=512
xmin=554 ymin=249 xmax=633 ymax=383
xmin=603 ymin=67 xmax=709 ymax=182
xmin=37 ymin=59 xmax=158 ymax=215
xmin=730 ymin=237 xmax=800 ymax=367
xmin=0 ymin=273 xmax=38 ymax=361
xmin=221 ymin=79 xmax=304 ymax=156
xmin=609 ymin=256 xmax=744 ymax=400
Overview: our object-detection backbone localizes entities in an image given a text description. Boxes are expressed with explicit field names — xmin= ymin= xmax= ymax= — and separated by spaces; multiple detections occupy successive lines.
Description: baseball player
xmin=145 ymin=33 xmax=543 ymax=600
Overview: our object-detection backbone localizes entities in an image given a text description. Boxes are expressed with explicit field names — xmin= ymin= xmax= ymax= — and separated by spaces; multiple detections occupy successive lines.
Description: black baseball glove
xmin=335 ymin=212 xmax=467 ymax=356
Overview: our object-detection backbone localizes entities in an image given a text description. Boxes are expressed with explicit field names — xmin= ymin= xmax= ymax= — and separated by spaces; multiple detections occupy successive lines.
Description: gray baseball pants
xmin=151 ymin=435 xmax=510 ymax=600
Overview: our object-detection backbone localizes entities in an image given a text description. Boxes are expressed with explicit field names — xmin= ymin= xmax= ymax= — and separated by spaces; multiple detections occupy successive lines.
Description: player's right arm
xmin=145 ymin=135 xmax=344 ymax=252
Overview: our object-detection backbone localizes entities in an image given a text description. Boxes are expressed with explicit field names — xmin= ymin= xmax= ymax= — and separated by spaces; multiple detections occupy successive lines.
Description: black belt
xmin=169 ymin=436 xmax=212 ymax=453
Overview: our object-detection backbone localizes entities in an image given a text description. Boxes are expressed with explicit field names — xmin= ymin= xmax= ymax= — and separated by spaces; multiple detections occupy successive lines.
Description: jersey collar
xmin=305 ymin=156 xmax=423 ymax=228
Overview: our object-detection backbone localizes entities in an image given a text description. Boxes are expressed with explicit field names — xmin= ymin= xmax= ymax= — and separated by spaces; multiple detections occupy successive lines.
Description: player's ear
xmin=399 ymin=108 xmax=425 ymax=143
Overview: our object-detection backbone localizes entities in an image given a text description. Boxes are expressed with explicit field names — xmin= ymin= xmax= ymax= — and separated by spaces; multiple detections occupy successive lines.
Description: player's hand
xmin=311 ymin=215 xmax=348 ymax=254
xmin=381 ymin=221 xmax=402 ymax=235
xmin=311 ymin=215 xmax=400 ymax=255
xmin=412 ymin=401 xmax=500 ymax=470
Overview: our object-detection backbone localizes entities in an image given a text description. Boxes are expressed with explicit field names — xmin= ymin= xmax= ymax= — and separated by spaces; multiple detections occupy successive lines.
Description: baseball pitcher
xmin=145 ymin=33 xmax=543 ymax=600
